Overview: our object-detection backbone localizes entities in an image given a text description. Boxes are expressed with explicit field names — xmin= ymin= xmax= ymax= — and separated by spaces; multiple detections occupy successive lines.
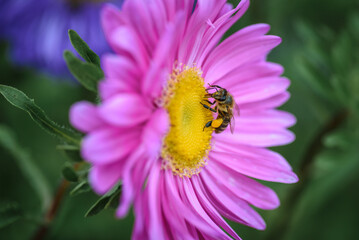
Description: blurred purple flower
xmin=0 ymin=0 xmax=122 ymax=77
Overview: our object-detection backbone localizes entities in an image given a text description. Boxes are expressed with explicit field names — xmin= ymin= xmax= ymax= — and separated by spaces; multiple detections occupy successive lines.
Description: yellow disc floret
xmin=161 ymin=66 xmax=213 ymax=177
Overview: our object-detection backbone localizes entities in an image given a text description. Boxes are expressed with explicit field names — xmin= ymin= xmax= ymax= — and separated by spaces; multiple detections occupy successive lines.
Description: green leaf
xmin=70 ymin=181 xmax=91 ymax=196
xmin=0 ymin=85 xmax=81 ymax=146
xmin=68 ymin=29 xmax=101 ymax=68
xmin=84 ymin=195 xmax=112 ymax=217
xmin=323 ymin=125 xmax=355 ymax=150
xmin=331 ymin=32 xmax=352 ymax=76
xmin=84 ymin=184 xmax=122 ymax=217
xmin=284 ymin=144 xmax=359 ymax=240
xmin=296 ymin=56 xmax=333 ymax=101
xmin=0 ymin=203 xmax=23 ymax=229
xmin=63 ymin=149 xmax=83 ymax=163
xmin=0 ymin=125 xmax=52 ymax=212
xmin=64 ymin=51 xmax=104 ymax=92
xmin=62 ymin=163 xmax=79 ymax=182
xmin=105 ymin=190 xmax=122 ymax=209
xmin=348 ymin=13 xmax=359 ymax=40
xmin=57 ymin=145 xmax=83 ymax=162
xmin=56 ymin=145 xmax=79 ymax=151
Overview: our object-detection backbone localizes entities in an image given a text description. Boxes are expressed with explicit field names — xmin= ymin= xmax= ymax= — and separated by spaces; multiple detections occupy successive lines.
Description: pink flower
xmin=70 ymin=0 xmax=298 ymax=239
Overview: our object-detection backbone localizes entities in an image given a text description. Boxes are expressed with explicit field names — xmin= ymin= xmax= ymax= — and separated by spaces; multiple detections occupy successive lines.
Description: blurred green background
xmin=1 ymin=0 xmax=359 ymax=239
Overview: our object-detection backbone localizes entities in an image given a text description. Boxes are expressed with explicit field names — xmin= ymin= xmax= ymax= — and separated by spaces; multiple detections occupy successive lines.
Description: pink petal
xmin=198 ymin=171 xmax=266 ymax=230
xmin=99 ymin=78 xmax=138 ymax=101
xmin=160 ymin=172 xmax=194 ymax=239
xmin=89 ymin=161 xmax=123 ymax=195
xmin=147 ymin=162 xmax=164 ymax=240
xmin=163 ymin=171 xmax=220 ymax=237
xmin=132 ymin=188 xmax=147 ymax=240
xmin=210 ymin=151 xmax=298 ymax=183
xmin=240 ymin=92 xmax=290 ymax=110
xmin=236 ymin=109 xmax=297 ymax=130
xmin=121 ymin=0 xmax=159 ymax=54
xmin=217 ymin=128 xmax=295 ymax=147
xmin=204 ymin=36 xmax=282 ymax=83
xmin=232 ymin=77 xmax=290 ymax=105
xmin=109 ymin=26 xmax=149 ymax=71
xmin=179 ymin=0 xmax=227 ymax=64
xmin=142 ymin=109 xmax=169 ymax=159
xmin=213 ymin=142 xmax=293 ymax=171
xmin=101 ymin=4 xmax=124 ymax=45
xmin=180 ymin=177 xmax=231 ymax=239
xmin=99 ymin=93 xmax=152 ymax=127
xmin=69 ymin=101 xmax=103 ymax=133
xmin=206 ymin=161 xmax=280 ymax=209
xmin=102 ymin=54 xmax=139 ymax=86
xmin=191 ymin=176 xmax=242 ymax=240
xmin=100 ymin=53 xmax=141 ymax=101
xmin=188 ymin=0 xmax=250 ymax=66
xmin=141 ymin=12 xmax=185 ymax=100
xmin=199 ymin=22 xmax=268 ymax=67
xmin=82 ymin=127 xmax=140 ymax=165
xmin=146 ymin=0 xmax=167 ymax=38
xmin=212 ymin=62 xmax=284 ymax=87
xmin=117 ymin=146 xmax=153 ymax=218
xmin=218 ymin=3 xmax=234 ymax=16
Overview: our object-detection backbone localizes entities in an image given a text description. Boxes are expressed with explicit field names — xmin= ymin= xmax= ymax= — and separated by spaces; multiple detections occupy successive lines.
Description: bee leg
xmin=205 ymin=88 xmax=216 ymax=93
xmin=209 ymin=84 xmax=222 ymax=89
xmin=203 ymin=121 xmax=213 ymax=131
xmin=199 ymin=102 xmax=217 ymax=113
xmin=204 ymin=100 xmax=216 ymax=105
xmin=207 ymin=83 xmax=221 ymax=88
xmin=206 ymin=84 xmax=221 ymax=91
xmin=218 ymin=110 xmax=225 ymax=117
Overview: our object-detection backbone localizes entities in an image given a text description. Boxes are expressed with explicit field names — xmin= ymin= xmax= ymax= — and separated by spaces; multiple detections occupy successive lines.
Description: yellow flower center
xmin=161 ymin=66 xmax=213 ymax=177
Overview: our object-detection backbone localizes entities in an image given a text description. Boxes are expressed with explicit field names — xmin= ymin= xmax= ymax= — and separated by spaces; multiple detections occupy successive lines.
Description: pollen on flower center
xmin=161 ymin=66 xmax=213 ymax=177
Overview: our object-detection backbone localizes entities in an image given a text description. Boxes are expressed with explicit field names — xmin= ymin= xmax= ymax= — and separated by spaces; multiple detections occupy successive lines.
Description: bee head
xmin=212 ymin=88 xmax=227 ymax=102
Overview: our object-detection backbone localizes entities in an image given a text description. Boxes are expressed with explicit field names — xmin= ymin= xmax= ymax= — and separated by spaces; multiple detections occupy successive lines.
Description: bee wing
xmin=226 ymin=105 xmax=236 ymax=134
xmin=233 ymin=100 xmax=240 ymax=117
xmin=229 ymin=115 xmax=236 ymax=134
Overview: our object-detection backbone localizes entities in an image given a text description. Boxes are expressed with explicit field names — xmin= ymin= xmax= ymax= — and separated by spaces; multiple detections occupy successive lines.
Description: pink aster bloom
xmin=70 ymin=0 xmax=298 ymax=239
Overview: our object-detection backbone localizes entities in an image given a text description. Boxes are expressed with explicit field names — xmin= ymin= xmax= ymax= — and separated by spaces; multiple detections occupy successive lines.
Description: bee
xmin=200 ymin=83 xmax=240 ymax=134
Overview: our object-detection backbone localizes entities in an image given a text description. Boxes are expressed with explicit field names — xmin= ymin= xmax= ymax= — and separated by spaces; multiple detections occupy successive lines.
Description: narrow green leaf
xmin=0 ymin=125 xmax=52 ymax=212
xmin=68 ymin=29 xmax=101 ymax=67
xmin=64 ymin=149 xmax=83 ymax=163
xmin=0 ymin=203 xmax=23 ymax=229
xmin=348 ymin=13 xmax=359 ymax=40
xmin=70 ymin=181 xmax=91 ymax=196
xmin=296 ymin=56 xmax=332 ymax=100
xmin=84 ymin=184 xmax=122 ymax=217
xmin=62 ymin=163 xmax=79 ymax=182
xmin=56 ymin=145 xmax=83 ymax=162
xmin=0 ymin=85 xmax=81 ymax=146
xmin=57 ymin=145 xmax=83 ymax=162
xmin=64 ymin=50 xmax=104 ymax=92
xmin=84 ymin=195 xmax=112 ymax=217
xmin=323 ymin=126 xmax=354 ymax=149
xmin=105 ymin=188 xmax=122 ymax=209
xmin=56 ymin=145 xmax=79 ymax=151
xmin=331 ymin=32 xmax=352 ymax=76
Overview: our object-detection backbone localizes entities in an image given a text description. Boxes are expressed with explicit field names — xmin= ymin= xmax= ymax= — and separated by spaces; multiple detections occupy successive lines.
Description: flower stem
xmin=265 ymin=110 xmax=348 ymax=240
xmin=32 ymin=179 xmax=70 ymax=240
